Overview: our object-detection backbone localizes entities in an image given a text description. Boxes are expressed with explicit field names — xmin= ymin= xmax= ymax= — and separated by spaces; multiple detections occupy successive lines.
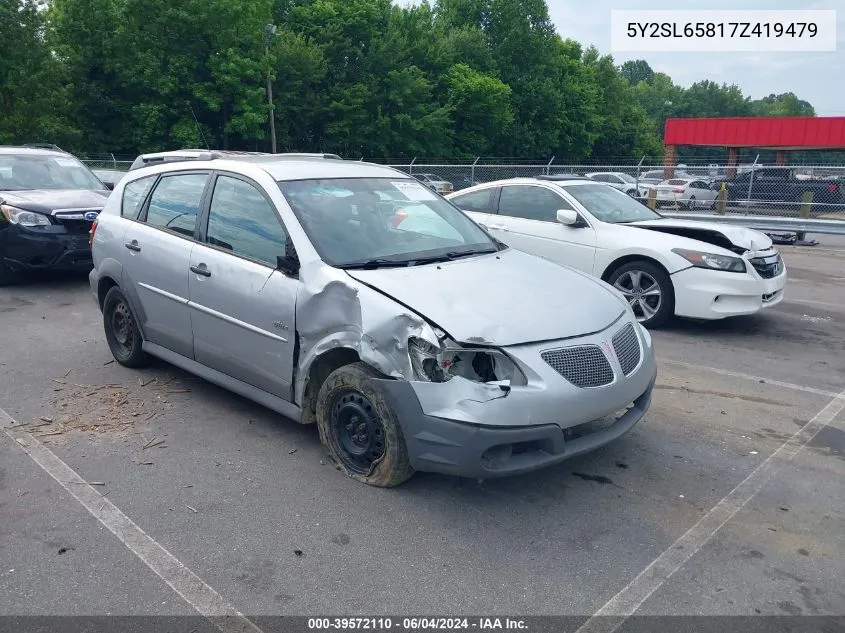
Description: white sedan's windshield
xmin=617 ymin=173 xmax=636 ymax=183
xmin=563 ymin=183 xmax=662 ymax=223
xmin=0 ymin=154 xmax=106 ymax=192
xmin=278 ymin=178 xmax=500 ymax=267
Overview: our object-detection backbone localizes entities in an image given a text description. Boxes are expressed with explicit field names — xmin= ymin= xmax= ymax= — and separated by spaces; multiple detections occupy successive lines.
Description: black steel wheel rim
xmin=330 ymin=389 xmax=386 ymax=474
xmin=111 ymin=301 xmax=135 ymax=354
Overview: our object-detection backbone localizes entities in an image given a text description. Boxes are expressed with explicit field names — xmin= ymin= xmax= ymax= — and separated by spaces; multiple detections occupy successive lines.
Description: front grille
xmin=541 ymin=345 xmax=614 ymax=388
xmin=750 ymin=253 xmax=783 ymax=279
xmin=612 ymin=323 xmax=641 ymax=375
xmin=53 ymin=208 xmax=102 ymax=235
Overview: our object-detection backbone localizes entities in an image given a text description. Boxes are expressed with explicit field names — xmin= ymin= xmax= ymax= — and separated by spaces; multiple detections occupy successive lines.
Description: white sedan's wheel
xmin=608 ymin=261 xmax=675 ymax=328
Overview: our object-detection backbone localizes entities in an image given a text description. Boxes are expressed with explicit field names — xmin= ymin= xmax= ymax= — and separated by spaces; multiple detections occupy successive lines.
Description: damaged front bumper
xmin=375 ymin=320 xmax=657 ymax=479
xmin=672 ymin=260 xmax=787 ymax=320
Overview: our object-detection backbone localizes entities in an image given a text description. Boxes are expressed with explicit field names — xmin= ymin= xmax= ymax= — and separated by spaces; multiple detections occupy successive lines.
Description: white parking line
xmin=1 ymin=407 xmax=264 ymax=633
xmin=659 ymin=358 xmax=839 ymax=398
xmin=574 ymin=385 xmax=845 ymax=633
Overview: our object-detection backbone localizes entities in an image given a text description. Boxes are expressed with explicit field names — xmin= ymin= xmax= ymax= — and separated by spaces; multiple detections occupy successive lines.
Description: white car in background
xmin=413 ymin=172 xmax=454 ymax=194
xmin=653 ymin=178 xmax=720 ymax=209
xmin=446 ymin=178 xmax=787 ymax=328
xmin=585 ymin=172 xmax=645 ymax=198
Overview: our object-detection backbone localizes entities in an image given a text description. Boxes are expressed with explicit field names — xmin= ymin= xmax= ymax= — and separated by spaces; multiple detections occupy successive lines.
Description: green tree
xmin=619 ymin=59 xmax=654 ymax=85
xmin=584 ymin=49 xmax=661 ymax=160
xmin=444 ymin=63 xmax=512 ymax=156
xmin=752 ymin=92 xmax=815 ymax=117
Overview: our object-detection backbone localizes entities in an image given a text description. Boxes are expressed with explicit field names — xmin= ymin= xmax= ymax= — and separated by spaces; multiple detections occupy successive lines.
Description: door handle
xmin=487 ymin=223 xmax=509 ymax=231
xmin=190 ymin=264 xmax=211 ymax=278
xmin=124 ymin=241 xmax=141 ymax=252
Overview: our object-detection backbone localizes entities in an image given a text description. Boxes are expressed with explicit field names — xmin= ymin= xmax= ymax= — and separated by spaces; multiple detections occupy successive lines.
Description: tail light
xmin=391 ymin=208 xmax=408 ymax=228
xmin=828 ymin=183 xmax=838 ymax=193
xmin=88 ymin=218 xmax=98 ymax=247
xmin=673 ymin=187 xmax=685 ymax=194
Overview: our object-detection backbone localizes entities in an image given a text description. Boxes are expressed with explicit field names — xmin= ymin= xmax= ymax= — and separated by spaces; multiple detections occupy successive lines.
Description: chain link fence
xmin=78 ymin=153 xmax=845 ymax=219
xmin=381 ymin=161 xmax=845 ymax=219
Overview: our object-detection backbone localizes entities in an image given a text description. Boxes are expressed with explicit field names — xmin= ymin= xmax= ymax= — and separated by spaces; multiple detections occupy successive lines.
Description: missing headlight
xmin=408 ymin=338 xmax=526 ymax=385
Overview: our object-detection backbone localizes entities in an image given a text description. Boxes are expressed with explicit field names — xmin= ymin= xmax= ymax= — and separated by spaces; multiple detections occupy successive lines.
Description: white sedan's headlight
xmin=672 ymin=248 xmax=746 ymax=273
xmin=408 ymin=337 xmax=526 ymax=385
xmin=0 ymin=204 xmax=52 ymax=227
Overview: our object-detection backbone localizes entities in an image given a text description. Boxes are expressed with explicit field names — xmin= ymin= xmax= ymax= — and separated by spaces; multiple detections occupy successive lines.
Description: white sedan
xmin=584 ymin=171 xmax=644 ymax=197
xmin=445 ymin=178 xmax=787 ymax=328
xmin=653 ymin=178 xmax=719 ymax=209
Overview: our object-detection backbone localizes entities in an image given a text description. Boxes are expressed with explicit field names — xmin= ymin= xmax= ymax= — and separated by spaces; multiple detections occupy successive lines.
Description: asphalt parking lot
xmin=1 ymin=241 xmax=844 ymax=630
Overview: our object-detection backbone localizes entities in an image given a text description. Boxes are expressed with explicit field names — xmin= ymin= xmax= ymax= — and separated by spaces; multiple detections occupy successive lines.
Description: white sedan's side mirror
xmin=556 ymin=209 xmax=579 ymax=225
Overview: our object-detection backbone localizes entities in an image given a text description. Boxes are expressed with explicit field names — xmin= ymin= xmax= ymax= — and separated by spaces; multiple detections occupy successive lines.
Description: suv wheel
xmin=316 ymin=362 xmax=414 ymax=487
xmin=103 ymin=286 xmax=149 ymax=367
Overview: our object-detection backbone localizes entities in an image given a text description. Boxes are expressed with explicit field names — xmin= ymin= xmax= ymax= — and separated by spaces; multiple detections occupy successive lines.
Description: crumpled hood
xmin=0 ymin=189 xmax=108 ymax=214
xmin=630 ymin=218 xmax=773 ymax=252
xmin=345 ymin=248 xmax=624 ymax=347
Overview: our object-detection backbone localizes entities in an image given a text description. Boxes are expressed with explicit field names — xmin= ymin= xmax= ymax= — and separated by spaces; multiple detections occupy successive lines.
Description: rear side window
xmin=144 ymin=173 xmax=208 ymax=237
xmin=205 ymin=175 xmax=288 ymax=267
xmin=121 ymin=176 xmax=156 ymax=219
xmin=498 ymin=185 xmax=572 ymax=222
xmin=450 ymin=188 xmax=496 ymax=212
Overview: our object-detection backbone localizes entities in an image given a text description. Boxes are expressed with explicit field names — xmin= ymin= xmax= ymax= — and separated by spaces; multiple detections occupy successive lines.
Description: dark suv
xmin=0 ymin=147 xmax=109 ymax=284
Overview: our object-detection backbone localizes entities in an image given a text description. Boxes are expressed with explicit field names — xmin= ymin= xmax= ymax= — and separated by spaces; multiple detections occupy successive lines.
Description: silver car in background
xmin=89 ymin=152 xmax=656 ymax=487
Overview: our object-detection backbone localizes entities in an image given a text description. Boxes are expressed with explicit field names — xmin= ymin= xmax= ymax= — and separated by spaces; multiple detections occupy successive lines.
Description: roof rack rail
xmin=23 ymin=143 xmax=66 ymax=152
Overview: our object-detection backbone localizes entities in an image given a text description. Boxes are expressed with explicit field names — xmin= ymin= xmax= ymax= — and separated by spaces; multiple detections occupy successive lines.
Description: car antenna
xmin=190 ymin=105 xmax=210 ymax=150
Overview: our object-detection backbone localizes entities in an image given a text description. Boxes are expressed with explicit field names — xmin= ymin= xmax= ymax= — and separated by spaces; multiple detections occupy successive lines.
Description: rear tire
xmin=608 ymin=260 xmax=675 ymax=329
xmin=686 ymin=195 xmax=696 ymax=210
xmin=103 ymin=286 xmax=150 ymax=368
xmin=316 ymin=362 xmax=414 ymax=488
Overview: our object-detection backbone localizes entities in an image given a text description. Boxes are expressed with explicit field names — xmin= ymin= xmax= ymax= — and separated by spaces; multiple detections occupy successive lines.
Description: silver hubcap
xmin=614 ymin=270 xmax=662 ymax=322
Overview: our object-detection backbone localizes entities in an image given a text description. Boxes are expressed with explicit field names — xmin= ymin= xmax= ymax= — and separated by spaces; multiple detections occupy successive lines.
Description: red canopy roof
xmin=664 ymin=117 xmax=845 ymax=150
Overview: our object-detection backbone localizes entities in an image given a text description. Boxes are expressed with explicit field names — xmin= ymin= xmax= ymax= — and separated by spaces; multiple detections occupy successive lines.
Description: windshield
xmin=0 ymin=154 xmax=106 ymax=192
xmin=617 ymin=173 xmax=636 ymax=183
xmin=562 ymin=183 xmax=662 ymax=223
xmin=278 ymin=177 xmax=500 ymax=268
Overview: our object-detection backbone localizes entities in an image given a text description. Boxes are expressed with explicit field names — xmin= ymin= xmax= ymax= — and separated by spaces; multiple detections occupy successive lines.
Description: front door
xmin=188 ymin=173 xmax=297 ymax=400
xmin=488 ymin=184 xmax=598 ymax=273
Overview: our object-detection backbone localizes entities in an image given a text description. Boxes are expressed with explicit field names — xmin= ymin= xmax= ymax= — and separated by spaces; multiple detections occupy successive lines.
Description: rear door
xmin=121 ymin=171 xmax=210 ymax=359
xmin=188 ymin=173 xmax=298 ymax=400
xmin=448 ymin=186 xmax=499 ymax=227
xmin=487 ymin=184 xmax=597 ymax=273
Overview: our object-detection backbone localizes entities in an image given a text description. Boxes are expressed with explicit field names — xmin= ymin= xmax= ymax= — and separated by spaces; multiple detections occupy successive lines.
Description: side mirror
xmin=556 ymin=209 xmax=579 ymax=225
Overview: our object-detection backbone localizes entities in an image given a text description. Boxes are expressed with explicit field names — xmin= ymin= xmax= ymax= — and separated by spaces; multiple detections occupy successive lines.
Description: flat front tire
xmin=103 ymin=286 xmax=149 ymax=368
xmin=608 ymin=260 xmax=675 ymax=329
xmin=316 ymin=362 xmax=414 ymax=487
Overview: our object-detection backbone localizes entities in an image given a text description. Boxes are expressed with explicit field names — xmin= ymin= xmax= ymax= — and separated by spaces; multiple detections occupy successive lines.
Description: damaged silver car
xmin=89 ymin=153 xmax=657 ymax=486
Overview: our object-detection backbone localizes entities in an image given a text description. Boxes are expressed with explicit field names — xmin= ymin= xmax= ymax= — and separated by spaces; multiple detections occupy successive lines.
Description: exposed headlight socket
xmin=408 ymin=337 xmax=526 ymax=386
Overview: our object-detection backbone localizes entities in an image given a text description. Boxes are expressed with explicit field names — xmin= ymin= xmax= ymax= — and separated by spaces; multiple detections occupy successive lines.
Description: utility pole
xmin=264 ymin=23 xmax=278 ymax=154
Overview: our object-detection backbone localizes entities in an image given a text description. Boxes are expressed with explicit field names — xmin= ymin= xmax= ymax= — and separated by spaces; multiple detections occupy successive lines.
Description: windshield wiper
xmin=408 ymin=247 xmax=499 ymax=266
xmin=336 ymin=258 xmax=412 ymax=270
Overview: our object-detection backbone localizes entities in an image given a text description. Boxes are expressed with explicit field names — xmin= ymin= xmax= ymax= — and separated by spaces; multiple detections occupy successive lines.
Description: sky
xmin=397 ymin=0 xmax=844 ymax=116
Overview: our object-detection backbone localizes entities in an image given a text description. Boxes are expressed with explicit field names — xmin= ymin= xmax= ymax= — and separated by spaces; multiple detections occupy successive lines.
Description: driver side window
xmin=205 ymin=175 xmax=289 ymax=268
xmin=498 ymin=185 xmax=573 ymax=222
